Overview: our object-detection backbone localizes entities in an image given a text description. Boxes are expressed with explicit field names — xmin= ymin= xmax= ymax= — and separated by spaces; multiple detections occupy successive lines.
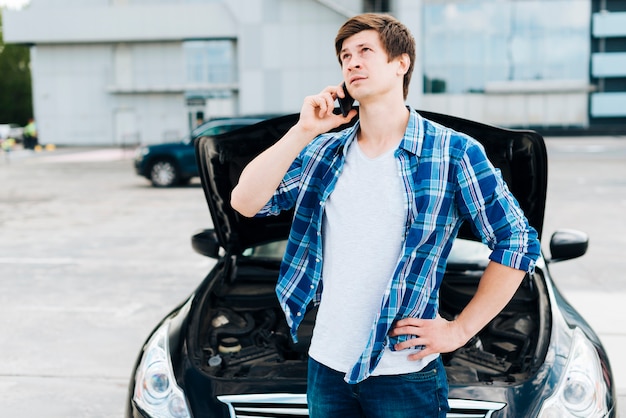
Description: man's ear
xmin=396 ymin=53 xmax=411 ymax=76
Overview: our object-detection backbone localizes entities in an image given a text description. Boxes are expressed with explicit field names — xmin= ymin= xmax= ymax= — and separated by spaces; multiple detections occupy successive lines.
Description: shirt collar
xmin=340 ymin=120 xmax=360 ymax=157
xmin=398 ymin=107 xmax=424 ymax=157
xmin=341 ymin=107 xmax=424 ymax=157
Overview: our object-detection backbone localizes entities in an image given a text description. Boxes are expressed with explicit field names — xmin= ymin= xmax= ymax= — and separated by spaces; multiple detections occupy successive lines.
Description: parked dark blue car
xmin=127 ymin=111 xmax=616 ymax=417
xmin=134 ymin=117 xmax=269 ymax=187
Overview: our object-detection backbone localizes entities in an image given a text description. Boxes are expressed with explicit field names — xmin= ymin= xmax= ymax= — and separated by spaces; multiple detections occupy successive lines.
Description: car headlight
xmin=538 ymin=327 xmax=609 ymax=417
xmin=135 ymin=146 xmax=149 ymax=160
xmin=133 ymin=322 xmax=192 ymax=418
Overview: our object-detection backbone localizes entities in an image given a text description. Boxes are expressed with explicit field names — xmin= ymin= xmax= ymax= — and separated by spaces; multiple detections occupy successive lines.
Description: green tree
xmin=0 ymin=9 xmax=32 ymax=126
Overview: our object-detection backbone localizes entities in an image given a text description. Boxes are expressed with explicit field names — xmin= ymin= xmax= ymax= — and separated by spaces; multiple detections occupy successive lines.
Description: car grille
xmin=217 ymin=394 xmax=506 ymax=417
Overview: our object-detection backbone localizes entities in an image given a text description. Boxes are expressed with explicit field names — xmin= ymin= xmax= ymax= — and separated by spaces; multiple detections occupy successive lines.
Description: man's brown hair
xmin=335 ymin=13 xmax=416 ymax=100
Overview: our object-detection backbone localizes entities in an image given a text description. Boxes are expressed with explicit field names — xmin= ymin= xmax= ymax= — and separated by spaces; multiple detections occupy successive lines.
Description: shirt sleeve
xmin=255 ymin=154 xmax=303 ymax=217
xmin=455 ymin=140 xmax=540 ymax=273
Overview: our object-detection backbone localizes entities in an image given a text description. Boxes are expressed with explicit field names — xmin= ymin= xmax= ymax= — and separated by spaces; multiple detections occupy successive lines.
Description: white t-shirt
xmin=308 ymin=139 xmax=437 ymax=375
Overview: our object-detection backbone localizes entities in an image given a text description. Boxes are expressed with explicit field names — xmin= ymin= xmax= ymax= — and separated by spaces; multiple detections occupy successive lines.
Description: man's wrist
xmin=450 ymin=318 xmax=473 ymax=348
xmin=288 ymin=123 xmax=320 ymax=146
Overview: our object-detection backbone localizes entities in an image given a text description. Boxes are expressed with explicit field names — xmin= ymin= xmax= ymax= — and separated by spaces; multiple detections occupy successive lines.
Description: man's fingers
xmin=407 ymin=348 xmax=432 ymax=361
xmin=322 ymin=84 xmax=342 ymax=98
xmin=309 ymin=92 xmax=335 ymax=118
xmin=394 ymin=336 xmax=424 ymax=351
xmin=390 ymin=318 xmax=427 ymax=337
xmin=298 ymin=85 xmax=355 ymax=133
xmin=307 ymin=84 xmax=348 ymax=119
xmin=390 ymin=316 xmax=467 ymax=359
xmin=317 ymin=99 xmax=328 ymax=118
xmin=394 ymin=317 xmax=426 ymax=328
xmin=390 ymin=325 xmax=415 ymax=337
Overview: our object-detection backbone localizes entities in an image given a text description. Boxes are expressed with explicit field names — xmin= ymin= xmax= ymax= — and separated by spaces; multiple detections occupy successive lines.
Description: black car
xmin=126 ymin=112 xmax=616 ymax=417
xmin=133 ymin=117 xmax=270 ymax=187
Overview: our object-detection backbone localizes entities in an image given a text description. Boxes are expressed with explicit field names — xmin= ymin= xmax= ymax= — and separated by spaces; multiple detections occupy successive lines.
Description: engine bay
xmin=198 ymin=261 xmax=545 ymax=385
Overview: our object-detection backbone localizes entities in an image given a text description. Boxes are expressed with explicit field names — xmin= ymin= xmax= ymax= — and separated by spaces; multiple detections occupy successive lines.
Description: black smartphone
xmin=338 ymin=82 xmax=355 ymax=117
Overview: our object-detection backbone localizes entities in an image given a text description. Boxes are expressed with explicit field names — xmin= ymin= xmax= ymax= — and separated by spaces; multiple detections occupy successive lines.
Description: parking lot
xmin=0 ymin=136 xmax=625 ymax=417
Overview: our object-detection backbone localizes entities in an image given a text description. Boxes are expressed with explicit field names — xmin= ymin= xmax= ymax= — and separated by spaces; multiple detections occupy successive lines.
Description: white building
xmin=5 ymin=0 xmax=618 ymax=146
xmin=3 ymin=0 xmax=367 ymax=145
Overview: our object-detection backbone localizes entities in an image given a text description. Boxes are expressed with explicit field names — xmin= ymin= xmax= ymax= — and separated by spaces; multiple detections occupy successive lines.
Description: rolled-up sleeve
xmin=455 ymin=141 xmax=540 ymax=273
xmin=255 ymin=157 xmax=303 ymax=217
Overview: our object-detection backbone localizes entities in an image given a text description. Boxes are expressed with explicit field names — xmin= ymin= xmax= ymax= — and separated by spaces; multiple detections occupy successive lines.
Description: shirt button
xmin=315 ymin=258 xmax=320 ymax=263
xmin=310 ymin=285 xmax=315 ymax=289
xmin=296 ymin=312 xmax=302 ymax=317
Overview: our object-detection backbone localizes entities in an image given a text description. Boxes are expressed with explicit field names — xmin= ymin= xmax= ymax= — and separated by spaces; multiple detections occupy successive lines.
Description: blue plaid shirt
xmin=257 ymin=108 xmax=540 ymax=383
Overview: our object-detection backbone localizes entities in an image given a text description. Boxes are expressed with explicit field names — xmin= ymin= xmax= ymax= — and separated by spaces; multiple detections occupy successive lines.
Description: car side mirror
xmin=549 ymin=229 xmax=589 ymax=263
xmin=191 ymin=229 xmax=221 ymax=259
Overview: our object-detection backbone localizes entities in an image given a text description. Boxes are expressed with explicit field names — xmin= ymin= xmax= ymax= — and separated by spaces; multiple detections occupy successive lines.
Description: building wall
xmin=421 ymin=80 xmax=590 ymax=129
xmin=235 ymin=0 xmax=343 ymax=116
xmin=4 ymin=0 xmax=349 ymax=145
xmin=4 ymin=0 xmax=615 ymax=145
xmin=422 ymin=93 xmax=589 ymax=129
xmin=31 ymin=44 xmax=116 ymax=145
xmin=417 ymin=0 xmax=592 ymax=130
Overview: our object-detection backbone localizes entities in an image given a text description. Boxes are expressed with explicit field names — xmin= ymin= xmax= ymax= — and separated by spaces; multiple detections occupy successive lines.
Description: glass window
xmin=364 ymin=0 xmax=391 ymax=13
xmin=183 ymin=40 xmax=236 ymax=85
xmin=423 ymin=0 xmax=590 ymax=93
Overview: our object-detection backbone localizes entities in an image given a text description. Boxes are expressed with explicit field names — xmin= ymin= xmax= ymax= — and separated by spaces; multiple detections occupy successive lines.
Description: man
xmin=231 ymin=13 xmax=540 ymax=418
xmin=23 ymin=118 xmax=38 ymax=150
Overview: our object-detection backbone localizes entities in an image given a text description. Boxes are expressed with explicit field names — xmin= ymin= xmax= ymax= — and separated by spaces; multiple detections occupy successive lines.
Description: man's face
xmin=338 ymin=30 xmax=406 ymax=102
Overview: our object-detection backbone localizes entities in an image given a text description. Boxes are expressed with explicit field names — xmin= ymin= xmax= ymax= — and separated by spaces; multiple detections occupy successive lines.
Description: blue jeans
xmin=307 ymin=356 xmax=449 ymax=418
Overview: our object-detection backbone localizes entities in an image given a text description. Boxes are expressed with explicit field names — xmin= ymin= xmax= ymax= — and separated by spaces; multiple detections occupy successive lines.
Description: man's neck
xmin=357 ymin=100 xmax=409 ymax=158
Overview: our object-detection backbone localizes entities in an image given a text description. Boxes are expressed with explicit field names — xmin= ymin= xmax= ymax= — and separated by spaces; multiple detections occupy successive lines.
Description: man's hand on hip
xmin=389 ymin=315 xmax=469 ymax=361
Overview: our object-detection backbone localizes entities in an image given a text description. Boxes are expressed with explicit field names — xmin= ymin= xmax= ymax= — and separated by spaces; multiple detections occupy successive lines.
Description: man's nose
xmin=346 ymin=57 xmax=362 ymax=71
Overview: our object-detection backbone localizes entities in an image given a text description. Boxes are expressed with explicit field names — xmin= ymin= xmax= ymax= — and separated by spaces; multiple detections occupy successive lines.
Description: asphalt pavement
xmin=0 ymin=137 xmax=625 ymax=417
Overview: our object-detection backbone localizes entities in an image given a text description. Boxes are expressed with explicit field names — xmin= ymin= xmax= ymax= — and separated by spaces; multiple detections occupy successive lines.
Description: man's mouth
xmin=349 ymin=75 xmax=367 ymax=85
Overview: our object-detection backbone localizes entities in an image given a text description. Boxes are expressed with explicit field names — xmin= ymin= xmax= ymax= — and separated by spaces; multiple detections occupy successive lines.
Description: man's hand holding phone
xmin=296 ymin=83 xmax=357 ymax=137
xmin=232 ymin=82 xmax=357 ymax=217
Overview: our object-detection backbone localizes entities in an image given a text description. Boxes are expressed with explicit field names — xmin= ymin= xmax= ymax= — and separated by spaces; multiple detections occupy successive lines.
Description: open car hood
xmin=195 ymin=111 xmax=547 ymax=255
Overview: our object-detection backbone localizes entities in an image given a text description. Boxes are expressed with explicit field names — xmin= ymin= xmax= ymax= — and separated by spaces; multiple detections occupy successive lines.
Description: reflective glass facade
xmin=423 ymin=0 xmax=590 ymax=94
xmin=590 ymin=0 xmax=626 ymax=125
xmin=184 ymin=40 xmax=236 ymax=87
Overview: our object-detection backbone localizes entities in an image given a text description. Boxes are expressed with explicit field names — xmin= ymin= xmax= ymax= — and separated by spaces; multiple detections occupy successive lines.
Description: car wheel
xmin=149 ymin=160 xmax=178 ymax=187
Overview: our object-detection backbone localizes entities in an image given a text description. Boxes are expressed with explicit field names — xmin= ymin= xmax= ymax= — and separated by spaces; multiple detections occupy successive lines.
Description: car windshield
xmin=185 ymin=119 xmax=266 ymax=145
xmin=242 ymin=241 xmax=288 ymax=261
xmin=242 ymin=238 xmax=491 ymax=268
xmin=183 ymin=124 xmax=230 ymax=145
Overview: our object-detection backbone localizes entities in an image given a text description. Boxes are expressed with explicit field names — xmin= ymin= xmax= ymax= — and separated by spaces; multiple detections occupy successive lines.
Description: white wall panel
xmin=591 ymin=93 xmax=626 ymax=117
xmin=4 ymin=0 xmax=600 ymax=145
xmin=32 ymin=44 xmax=114 ymax=145
xmin=421 ymin=93 xmax=589 ymax=127
xmin=3 ymin=3 xmax=236 ymax=44
xmin=593 ymin=11 xmax=626 ymax=38
xmin=592 ymin=52 xmax=626 ymax=77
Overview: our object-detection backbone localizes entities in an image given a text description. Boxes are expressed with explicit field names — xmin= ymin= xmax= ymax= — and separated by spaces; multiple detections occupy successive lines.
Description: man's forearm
xmin=453 ymin=261 xmax=526 ymax=343
xmin=390 ymin=260 xmax=527 ymax=360
xmin=230 ymin=124 xmax=316 ymax=218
